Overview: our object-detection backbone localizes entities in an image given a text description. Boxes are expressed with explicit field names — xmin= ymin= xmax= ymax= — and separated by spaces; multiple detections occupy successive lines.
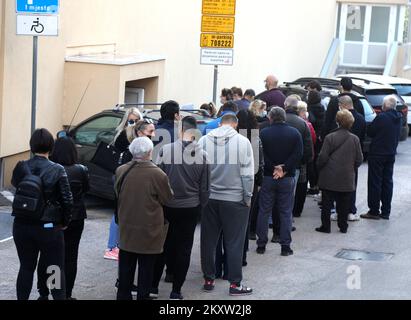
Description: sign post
xmin=201 ymin=0 xmax=236 ymax=105
xmin=16 ymin=0 xmax=59 ymax=136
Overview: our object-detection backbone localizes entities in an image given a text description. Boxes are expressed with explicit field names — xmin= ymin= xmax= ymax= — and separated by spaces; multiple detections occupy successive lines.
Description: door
xmin=339 ymin=4 xmax=397 ymax=68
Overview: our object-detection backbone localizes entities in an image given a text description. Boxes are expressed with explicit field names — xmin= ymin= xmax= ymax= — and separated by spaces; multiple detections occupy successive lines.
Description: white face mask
xmin=259 ymin=111 xmax=268 ymax=118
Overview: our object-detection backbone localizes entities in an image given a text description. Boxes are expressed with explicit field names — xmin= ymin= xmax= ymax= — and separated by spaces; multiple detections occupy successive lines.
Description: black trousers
xmin=13 ymin=222 xmax=66 ymax=300
xmin=293 ymin=181 xmax=308 ymax=217
xmin=308 ymin=141 xmax=322 ymax=188
xmin=38 ymin=220 xmax=84 ymax=298
xmin=117 ymin=250 xmax=156 ymax=300
xmin=243 ymin=184 xmax=260 ymax=263
xmin=321 ymin=190 xmax=352 ymax=232
xmin=152 ymin=206 xmax=200 ymax=294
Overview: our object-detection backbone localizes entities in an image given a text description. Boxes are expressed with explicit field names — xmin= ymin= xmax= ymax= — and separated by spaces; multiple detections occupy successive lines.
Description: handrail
xmin=384 ymin=41 xmax=399 ymax=76
xmin=320 ymin=38 xmax=340 ymax=78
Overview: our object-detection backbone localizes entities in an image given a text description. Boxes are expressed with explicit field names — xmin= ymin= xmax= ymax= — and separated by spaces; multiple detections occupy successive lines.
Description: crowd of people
xmin=10 ymin=75 xmax=403 ymax=301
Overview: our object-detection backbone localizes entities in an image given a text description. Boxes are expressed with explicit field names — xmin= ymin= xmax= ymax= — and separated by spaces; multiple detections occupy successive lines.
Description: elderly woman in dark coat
xmin=316 ymin=110 xmax=363 ymax=234
xmin=115 ymin=137 xmax=173 ymax=300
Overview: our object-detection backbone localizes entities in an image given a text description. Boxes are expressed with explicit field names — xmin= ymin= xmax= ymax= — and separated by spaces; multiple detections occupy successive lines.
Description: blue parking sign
xmin=16 ymin=0 xmax=59 ymax=14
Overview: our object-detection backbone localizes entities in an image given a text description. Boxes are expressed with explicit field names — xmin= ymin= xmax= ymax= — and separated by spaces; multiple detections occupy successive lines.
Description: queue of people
xmin=10 ymin=75 xmax=403 ymax=301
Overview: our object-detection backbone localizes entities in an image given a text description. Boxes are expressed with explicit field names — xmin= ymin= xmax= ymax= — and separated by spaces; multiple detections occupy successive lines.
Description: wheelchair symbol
xmin=31 ymin=18 xmax=44 ymax=34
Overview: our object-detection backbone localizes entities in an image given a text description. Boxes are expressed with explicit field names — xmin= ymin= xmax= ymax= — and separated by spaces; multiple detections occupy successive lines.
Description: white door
xmin=340 ymin=4 xmax=397 ymax=68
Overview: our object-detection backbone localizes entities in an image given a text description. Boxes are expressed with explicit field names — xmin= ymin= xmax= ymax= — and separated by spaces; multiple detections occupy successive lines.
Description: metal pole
xmin=212 ymin=65 xmax=218 ymax=105
xmin=31 ymin=36 xmax=38 ymax=136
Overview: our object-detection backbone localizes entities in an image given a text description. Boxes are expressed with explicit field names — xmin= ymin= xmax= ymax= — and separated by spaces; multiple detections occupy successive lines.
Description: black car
xmin=279 ymin=79 xmax=377 ymax=155
xmin=62 ymin=104 xmax=214 ymax=200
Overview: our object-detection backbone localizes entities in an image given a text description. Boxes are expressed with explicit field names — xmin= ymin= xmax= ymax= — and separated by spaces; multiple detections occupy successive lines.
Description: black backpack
xmin=12 ymin=162 xmax=45 ymax=221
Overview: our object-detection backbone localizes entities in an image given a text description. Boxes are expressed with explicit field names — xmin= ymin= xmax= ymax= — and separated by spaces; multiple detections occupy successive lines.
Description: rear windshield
xmin=365 ymin=90 xmax=402 ymax=107
xmin=392 ymin=84 xmax=411 ymax=97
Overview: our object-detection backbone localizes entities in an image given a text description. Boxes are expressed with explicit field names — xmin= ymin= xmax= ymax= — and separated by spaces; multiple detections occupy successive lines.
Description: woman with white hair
xmin=115 ymin=137 xmax=173 ymax=300
xmin=104 ymin=107 xmax=143 ymax=262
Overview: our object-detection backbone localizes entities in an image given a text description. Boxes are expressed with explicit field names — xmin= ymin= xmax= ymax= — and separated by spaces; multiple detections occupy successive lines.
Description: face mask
xmin=259 ymin=111 xmax=267 ymax=118
xmin=127 ymin=120 xmax=136 ymax=127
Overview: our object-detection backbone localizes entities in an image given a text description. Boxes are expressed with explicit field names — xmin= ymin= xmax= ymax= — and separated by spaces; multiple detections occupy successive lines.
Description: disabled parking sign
xmin=16 ymin=0 xmax=59 ymax=14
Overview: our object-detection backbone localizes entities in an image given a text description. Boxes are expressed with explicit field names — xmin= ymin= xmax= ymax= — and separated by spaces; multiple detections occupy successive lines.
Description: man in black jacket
xmin=361 ymin=95 xmax=402 ymax=221
xmin=339 ymin=96 xmax=367 ymax=221
xmin=322 ymin=77 xmax=365 ymax=140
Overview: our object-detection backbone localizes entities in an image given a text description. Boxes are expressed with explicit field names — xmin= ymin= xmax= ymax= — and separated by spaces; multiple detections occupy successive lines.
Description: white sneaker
xmin=348 ymin=214 xmax=361 ymax=222
xmin=331 ymin=213 xmax=338 ymax=221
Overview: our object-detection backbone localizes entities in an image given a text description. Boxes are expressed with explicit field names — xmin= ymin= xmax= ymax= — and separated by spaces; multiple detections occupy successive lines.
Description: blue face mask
xmin=259 ymin=111 xmax=268 ymax=118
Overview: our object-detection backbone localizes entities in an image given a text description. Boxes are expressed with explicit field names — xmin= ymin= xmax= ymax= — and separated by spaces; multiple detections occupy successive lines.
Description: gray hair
xmin=129 ymin=137 xmax=154 ymax=160
xmin=383 ymin=95 xmax=397 ymax=111
xmin=268 ymin=107 xmax=286 ymax=123
xmin=339 ymin=96 xmax=354 ymax=108
xmin=284 ymin=96 xmax=299 ymax=112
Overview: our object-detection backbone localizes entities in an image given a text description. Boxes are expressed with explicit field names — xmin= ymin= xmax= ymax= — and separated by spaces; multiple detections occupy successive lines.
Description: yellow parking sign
xmin=201 ymin=33 xmax=234 ymax=48
xmin=201 ymin=15 xmax=235 ymax=34
xmin=202 ymin=0 xmax=236 ymax=16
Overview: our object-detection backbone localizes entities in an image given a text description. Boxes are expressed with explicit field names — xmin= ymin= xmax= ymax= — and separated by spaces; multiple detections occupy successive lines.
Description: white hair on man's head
xmin=383 ymin=95 xmax=397 ymax=111
xmin=129 ymin=137 xmax=154 ymax=160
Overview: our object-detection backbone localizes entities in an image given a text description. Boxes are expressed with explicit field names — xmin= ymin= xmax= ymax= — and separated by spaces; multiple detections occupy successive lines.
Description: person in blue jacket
xmin=361 ymin=95 xmax=402 ymax=221
xmin=203 ymin=101 xmax=238 ymax=135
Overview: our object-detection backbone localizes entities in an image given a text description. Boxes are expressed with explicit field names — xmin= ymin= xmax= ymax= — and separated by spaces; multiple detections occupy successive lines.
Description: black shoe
xmin=340 ymin=229 xmax=348 ymax=234
xmin=380 ymin=215 xmax=390 ymax=220
xmin=115 ymin=279 xmax=138 ymax=296
xmin=360 ymin=213 xmax=381 ymax=220
xmin=67 ymin=297 xmax=77 ymax=301
xmin=293 ymin=213 xmax=302 ymax=218
xmin=307 ymin=188 xmax=320 ymax=195
xmin=242 ymin=260 xmax=248 ymax=267
xmin=249 ymin=232 xmax=257 ymax=241
xmin=229 ymin=284 xmax=253 ymax=296
xmin=271 ymin=234 xmax=280 ymax=243
xmin=315 ymin=227 xmax=331 ymax=234
xmin=292 ymin=226 xmax=297 ymax=232
xmin=203 ymin=280 xmax=215 ymax=292
xmin=281 ymin=246 xmax=294 ymax=257
xmin=256 ymin=246 xmax=266 ymax=255
xmin=37 ymin=296 xmax=49 ymax=301
xmin=170 ymin=292 xmax=184 ymax=300
xmin=165 ymin=273 xmax=174 ymax=283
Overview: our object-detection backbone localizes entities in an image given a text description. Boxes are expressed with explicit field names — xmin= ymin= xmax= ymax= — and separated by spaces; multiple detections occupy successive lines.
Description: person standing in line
xmin=104 ymin=108 xmax=143 ymax=261
xmin=255 ymin=75 xmax=286 ymax=110
xmin=37 ymin=137 xmax=90 ymax=300
xmin=244 ymin=89 xmax=256 ymax=103
xmin=316 ymin=110 xmax=363 ymax=234
xmin=256 ymin=108 xmax=303 ymax=257
xmin=361 ymin=95 xmax=402 ymax=221
xmin=152 ymin=116 xmax=210 ymax=300
xmin=249 ymin=99 xmax=270 ymax=131
xmin=203 ymin=101 xmax=238 ymax=135
xmin=116 ymin=137 xmax=173 ymax=301
xmin=337 ymin=96 xmax=366 ymax=222
xmin=232 ymin=87 xmax=251 ymax=112
xmin=199 ymin=114 xmax=255 ymax=296
xmin=154 ymin=100 xmax=181 ymax=148
xmin=200 ymin=102 xmax=218 ymax=118
xmin=12 ymin=129 xmax=73 ymax=300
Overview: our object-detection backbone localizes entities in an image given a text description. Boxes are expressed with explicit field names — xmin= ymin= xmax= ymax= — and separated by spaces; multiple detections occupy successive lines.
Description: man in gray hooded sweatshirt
xmin=198 ymin=113 xmax=255 ymax=297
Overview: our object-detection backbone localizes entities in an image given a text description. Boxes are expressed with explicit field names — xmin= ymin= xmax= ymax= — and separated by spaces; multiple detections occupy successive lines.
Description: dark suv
xmin=63 ymin=104 xmax=213 ymax=200
xmin=279 ymin=78 xmax=376 ymax=155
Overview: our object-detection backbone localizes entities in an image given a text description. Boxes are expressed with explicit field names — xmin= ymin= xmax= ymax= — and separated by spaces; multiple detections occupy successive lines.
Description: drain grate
xmin=336 ymin=249 xmax=394 ymax=262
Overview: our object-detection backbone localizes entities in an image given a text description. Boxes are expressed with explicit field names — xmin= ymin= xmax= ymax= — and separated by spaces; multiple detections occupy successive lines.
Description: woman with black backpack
xmin=12 ymin=129 xmax=73 ymax=300
xmin=37 ymin=137 xmax=90 ymax=300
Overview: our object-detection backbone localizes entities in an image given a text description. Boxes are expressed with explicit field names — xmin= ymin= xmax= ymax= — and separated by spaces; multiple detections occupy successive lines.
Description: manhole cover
xmin=336 ymin=249 xmax=394 ymax=262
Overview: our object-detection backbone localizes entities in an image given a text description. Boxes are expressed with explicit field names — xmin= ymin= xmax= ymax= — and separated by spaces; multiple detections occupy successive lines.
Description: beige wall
xmin=339 ymin=0 xmax=407 ymax=4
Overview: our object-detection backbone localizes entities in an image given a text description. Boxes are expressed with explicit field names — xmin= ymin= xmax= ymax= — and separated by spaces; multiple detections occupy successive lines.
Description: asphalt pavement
xmin=1 ymin=138 xmax=411 ymax=300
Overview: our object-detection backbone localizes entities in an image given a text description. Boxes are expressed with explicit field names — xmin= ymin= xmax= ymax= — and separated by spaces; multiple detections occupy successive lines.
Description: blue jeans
xmin=107 ymin=215 xmax=119 ymax=250
xmin=257 ymin=177 xmax=295 ymax=247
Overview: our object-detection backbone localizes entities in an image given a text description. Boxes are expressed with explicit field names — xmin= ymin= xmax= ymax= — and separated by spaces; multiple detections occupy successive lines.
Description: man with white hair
xmin=115 ymin=137 xmax=173 ymax=300
xmin=255 ymin=74 xmax=286 ymax=109
xmin=361 ymin=95 xmax=402 ymax=221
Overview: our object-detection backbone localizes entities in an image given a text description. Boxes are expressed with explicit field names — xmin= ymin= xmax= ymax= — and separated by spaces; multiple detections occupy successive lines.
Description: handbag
xmin=91 ymin=142 xmax=132 ymax=173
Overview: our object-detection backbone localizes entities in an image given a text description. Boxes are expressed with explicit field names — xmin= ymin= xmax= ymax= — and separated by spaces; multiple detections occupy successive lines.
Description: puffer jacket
xmin=12 ymin=156 xmax=73 ymax=226
xmin=64 ymin=164 xmax=90 ymax=221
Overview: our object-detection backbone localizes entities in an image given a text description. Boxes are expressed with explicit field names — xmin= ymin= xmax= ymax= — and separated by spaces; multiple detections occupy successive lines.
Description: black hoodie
xmin=322 ymin=92 xmax=365 ymax=139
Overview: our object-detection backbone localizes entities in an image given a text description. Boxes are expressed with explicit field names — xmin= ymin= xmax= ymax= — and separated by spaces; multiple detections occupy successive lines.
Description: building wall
xmin=0 ymin=0 xmax=340 ymax=186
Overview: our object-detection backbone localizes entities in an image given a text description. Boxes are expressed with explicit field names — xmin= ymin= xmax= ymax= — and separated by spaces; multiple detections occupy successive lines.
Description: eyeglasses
xmin=127 ymin=120 xmax=136 ymax=126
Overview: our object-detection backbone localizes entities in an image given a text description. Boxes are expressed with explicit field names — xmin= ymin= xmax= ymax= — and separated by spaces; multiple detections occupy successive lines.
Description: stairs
xmin=335 ymin=66 xmax=384 ymax=76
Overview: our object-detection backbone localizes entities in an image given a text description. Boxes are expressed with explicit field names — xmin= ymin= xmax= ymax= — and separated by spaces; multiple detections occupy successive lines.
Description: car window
xmin=392 ymin=84 xmax=411 ymax=97
xmin=360 ymin=99 xmax=376 ymax=123
xmin=74 ymin=116 xmax=121 ymax=146
xmin=365 ymin=90 xmax=401 ymax=107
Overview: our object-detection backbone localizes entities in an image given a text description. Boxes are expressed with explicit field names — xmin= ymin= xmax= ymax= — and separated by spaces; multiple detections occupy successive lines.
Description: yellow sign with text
xmin=202 ymin=0 xmax=236 ymax=16
xmin=201 ymin=15 xmax=235 ymax=34
xmin=201 ymin=33 xmax=234 ymax=48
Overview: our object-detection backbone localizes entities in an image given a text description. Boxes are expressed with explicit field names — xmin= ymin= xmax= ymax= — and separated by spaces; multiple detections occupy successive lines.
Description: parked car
xmin=338 ymin=74 xmax=411 ymax=134
xmin=61 ymin=104 xmax=214 ymax=200
xmin=280 ymin=79 xmax=376 ymax=155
